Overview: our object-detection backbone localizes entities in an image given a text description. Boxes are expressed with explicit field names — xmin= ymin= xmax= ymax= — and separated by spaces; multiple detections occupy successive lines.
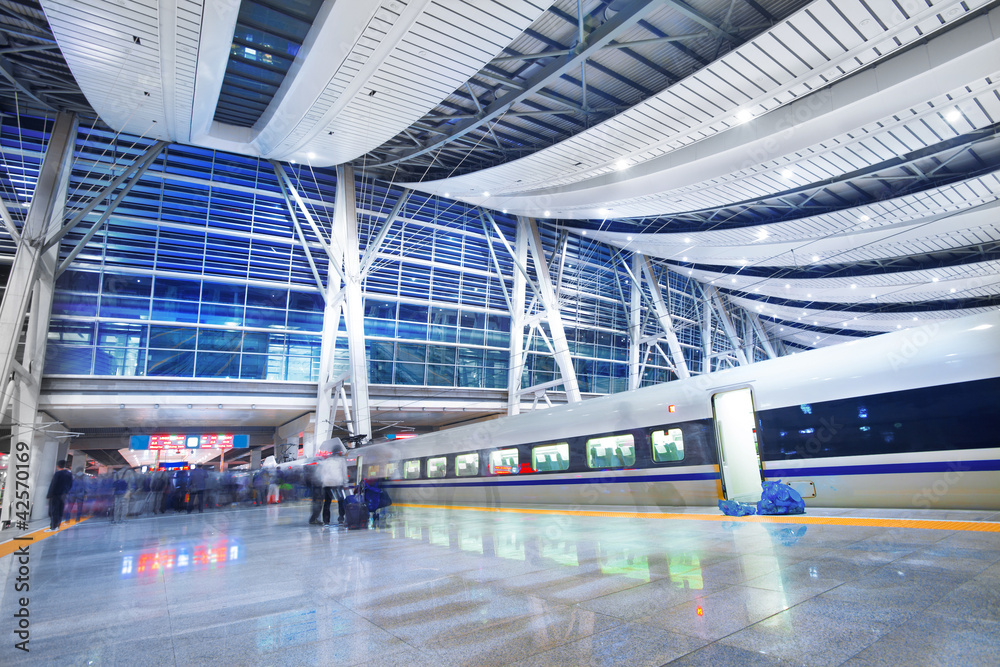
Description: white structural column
xmin=701 ymin=289 xmax=713 ymax=372
xmin=747 ymin=311 xmax=777 ymax=360
xmin=333 ymin=164 xmax=371 ymax=445
xmin=638 ymin=256 xmax=690 ymax=380
xmin=0 ymin=112 xmax=77 ymax=527
xmin=506 ymin=219 xmax=529 ymax=415
xmin=628 ymin=254 xmax=642 ymax=391
xmin=521 ymin=216 xmax=581 ymax=404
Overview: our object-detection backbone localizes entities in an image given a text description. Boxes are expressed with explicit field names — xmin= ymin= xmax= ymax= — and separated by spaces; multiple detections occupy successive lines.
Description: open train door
xmin=712 ymin=388 xmax=763 ymax=502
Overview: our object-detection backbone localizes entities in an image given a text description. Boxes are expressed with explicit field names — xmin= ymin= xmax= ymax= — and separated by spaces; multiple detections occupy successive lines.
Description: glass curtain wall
xmin=0 ymin=115 xmax=731 ymax=393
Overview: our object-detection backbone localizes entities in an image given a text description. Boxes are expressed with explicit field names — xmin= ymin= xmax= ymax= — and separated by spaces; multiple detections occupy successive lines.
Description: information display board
xmin=130 ymin=434 xmax=249 ymax=450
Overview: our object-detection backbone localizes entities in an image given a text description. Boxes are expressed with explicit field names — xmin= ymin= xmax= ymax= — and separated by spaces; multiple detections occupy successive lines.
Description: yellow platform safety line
xmin=0 ymin=517 xmax=90 ymax=559
xmin=395 ymin=503 xmax=1000 ymax=533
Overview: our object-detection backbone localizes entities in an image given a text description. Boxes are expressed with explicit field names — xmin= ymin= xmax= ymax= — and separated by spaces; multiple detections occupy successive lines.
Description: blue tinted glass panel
xmin=285 ymin=356 xmax=313 ymax=381
xmin=202 ymin=282 xmax=246 ymax=305
xmin=103 ymin=274 xmax=152 ymax=297
xmin=199 ymin=303 xmax=244 ymax=326
xmin=242 ymin=332 xmax=270 ymax=354
xmin=45 ymin=346 xmax=93 ymax=374
xmin=51 ymin=293 xmax=98 ymax=317
xmin=55 ymin=270 xmax=100 ymax=293
xmin=398 ymin=303 xmax=428 ymax=323
xmin=152 ymin=299 xmax=199 ymax=323
xmin=48 ymin=321 xmax=95 ymax=344
xmin=394 ymin=363 xmax=424 ymax=385
xmin=285 ymin=311 xmax=323 ymax=331
xmin=427 ymin=365 xmax=454 ymax=386
xmin=396 ymin=321 xmax=427 ymax=340
xmin=364 ymin=318 xmax=395 ymax=338
xmin=147 ymin=350 xmax=195 ymax=376
xmin=198 ymin=330 xmax=242 ymax=351
xmin=364 ymin=299 xmax=396 ymax=319
xmin=100 ymin=296 xmax=150 ymax=319
xmin=240 ymin=354 xmax=268 ymax=379
xmin=247 ymin=286 xmax=288 ymax=308
xmin=289 ymin=291 xmax=323 ymax=311
xmin=149 ymin=326 xmax=197 ymax=349
xmin=154 ymin=277 xmax=201 ymax=300
xmin=245 ymin=307 xmax=286 ymax=328
xmin=94 ymin=348 xmax=145 ymax=376
xmin=97 ymin=323 xmax=147 ymax=348
xmin=196 ymin=352 xmax=240 ymax=378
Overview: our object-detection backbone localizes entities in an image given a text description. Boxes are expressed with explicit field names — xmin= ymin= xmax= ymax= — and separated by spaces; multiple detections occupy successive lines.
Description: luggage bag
xmin=344 ymin=494 xmax=369 ymax=529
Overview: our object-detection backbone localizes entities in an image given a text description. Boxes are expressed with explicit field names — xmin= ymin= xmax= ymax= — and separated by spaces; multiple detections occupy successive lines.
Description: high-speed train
xmin=351 ymin=310 xmax=1000 ymax=511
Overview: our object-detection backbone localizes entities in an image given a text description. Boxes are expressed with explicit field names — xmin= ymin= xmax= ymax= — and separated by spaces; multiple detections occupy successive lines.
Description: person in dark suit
xmin=46 ymin=460 xmax=74 ymax=532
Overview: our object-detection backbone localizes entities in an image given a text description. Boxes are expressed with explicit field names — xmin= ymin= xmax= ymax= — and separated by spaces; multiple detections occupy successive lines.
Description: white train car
xmin=352 ymin=310 xmax=1000 ymax=510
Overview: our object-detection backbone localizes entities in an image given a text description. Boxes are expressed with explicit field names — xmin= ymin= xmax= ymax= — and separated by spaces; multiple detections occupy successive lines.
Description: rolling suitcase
xmin=344 ymin=494 xmax=369 ymax=529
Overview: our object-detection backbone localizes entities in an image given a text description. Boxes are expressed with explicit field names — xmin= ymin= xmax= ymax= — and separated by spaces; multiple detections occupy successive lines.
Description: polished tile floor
xmin=1 ymin=502 xmax=998 ymax=666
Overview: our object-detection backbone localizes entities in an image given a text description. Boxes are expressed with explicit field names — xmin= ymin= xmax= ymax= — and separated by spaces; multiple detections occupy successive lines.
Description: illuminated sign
xmin=130 ymin=434 xmax=248 ymax=450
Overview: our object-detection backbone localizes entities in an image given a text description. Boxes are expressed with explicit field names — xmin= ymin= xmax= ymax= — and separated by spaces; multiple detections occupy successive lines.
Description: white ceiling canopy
xmin=39 ymin=0 xmax=554 ymax=165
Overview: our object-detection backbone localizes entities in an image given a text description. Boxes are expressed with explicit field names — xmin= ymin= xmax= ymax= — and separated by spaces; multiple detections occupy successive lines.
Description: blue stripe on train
xmin=762 ymin=459 xmax=1000 ymax=478
xmin=384 ymin=459 xmax=1000 ymax=490
xmin=384 ymin=470 xmax=719 ymax=489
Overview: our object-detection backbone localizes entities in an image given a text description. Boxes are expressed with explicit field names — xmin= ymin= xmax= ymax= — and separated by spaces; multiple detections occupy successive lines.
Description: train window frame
xmin=532 ymin=443 xmax=569 ymax=472
xmin=488 ymin=448 xmax=519 ymax=475
xmin=455 ymin=452 xmax=479 ymax=477
xmin=427 ymin=456 xmax=447 ymax=478
xmin=403 ymin=459 xmax=421 ymax=479
xmin=651 ymin=428 xmax=685 ymax=463
xmin=385 ymin=461 xmax=399 ymax=479
xmin=585 ymin=433 xmax=636 ymax=469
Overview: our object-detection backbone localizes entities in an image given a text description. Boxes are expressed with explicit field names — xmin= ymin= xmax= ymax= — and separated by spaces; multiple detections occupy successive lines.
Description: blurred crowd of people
xmin=60 ymin=464 xmax=315 ymax=523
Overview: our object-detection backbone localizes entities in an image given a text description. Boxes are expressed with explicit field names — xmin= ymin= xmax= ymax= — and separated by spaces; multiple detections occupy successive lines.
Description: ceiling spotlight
xmin=811 ymin=255 xmax=820 ymax=262
xmin=807 ymin=294 xmax=812 ymax=298
xmin=897 ymin=324 xmax=902 ymax=329
xmin=684 ymin=237 xmax=691 ymax=243
xmin=870 ymin=294 xmax=876 ymax=298
xmin=615 ymin=159 xmax=629 ymax=170
xmin=736 ymin=109 xmax=753 ymax=124
xmin=757 ymin=230 xmax=768 ymax=240
xmin=307 ymin=152 xmax=316 ymax=160
xmin=859 ymin=214 xmax=870 ymax=222
xmin=945 ymin=109 xmax=961 ymax=122
xmin=781 ymin=168 xmax=794 ymax=178
xmin=931 ymin=277 xmax=939 ymax=282
xmin=598 ymin=208 xmax=609 ymax=216
xmin=950 ymin=288 xmax=956 ymax=293
xmin=912 ymin=317 xmax=918 ymax=321
xmin=482 ymin=191 xmax=490 ymax=197
xmin=626 ymin=236 xmax=632 ymax=241
xmin=582 ymin=230 xmax=588 ymax=235
xmin=544 ymin=210 xmax=550 ymax=216
xmin=731 ymin=278 xmax=737 ymax=283
xmin=682 ymin=256 xmax=688 ymax=261
xmin=851 ymin=284 xmax=857 ymax=289
xmin=785 ymin=284 xmax=790 ymax=289
xmin=502 ymin=209 xmax=507 ymax=214
xmin=443 ymin=192 xmax=450 ymax=198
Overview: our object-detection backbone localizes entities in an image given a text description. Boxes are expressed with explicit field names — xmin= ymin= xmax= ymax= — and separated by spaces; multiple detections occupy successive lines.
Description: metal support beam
xmin=638 ymin=257 xmax=690 ymax=379
xmin=56 ymin=145 xmax=165 ymax=274
xmin=0 ymin=196 xmax=20 ymax=243
xmin=704 ymin=285 xmax=748 ymax=366
xmin=359 ymin=189 xmax=409 ymax=277
xmin=374 ymin=0 xmax=664 ymax=167
xmin=747 ymin=311 xmax=777 ymax=360
xmin=628 ymin=254 xmax=642 ymax=390
xmin=507 ymin=219 xmax=528 ymax=416
xmin=271 ymin=160 xmax=327 ymax=296
xmin=45 ymin=140 xmax=167 ymax=249
xmin=273 ymin=163 xmax=347 ymax=285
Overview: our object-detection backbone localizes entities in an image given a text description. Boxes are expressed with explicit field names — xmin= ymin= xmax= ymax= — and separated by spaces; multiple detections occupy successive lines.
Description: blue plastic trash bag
xmin=719 ymin=499 xmax=757 ymax=516
xmin=756 ymin=480 xmax=805 ymax=515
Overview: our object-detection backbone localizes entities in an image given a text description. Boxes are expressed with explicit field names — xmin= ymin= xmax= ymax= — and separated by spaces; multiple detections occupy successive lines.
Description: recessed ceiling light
xmin=950 ymin=288 xmax=956 ymax=293
xmin=859 ymin=214 xmax=870 ymax=222
xmin=785 ymin=284 xmax=790 ymax=289
xmin=851 ymin=284 xmax=857 ymax=289
xmin=482 ymin=191 xmax=490 ymax=197
xmin=684 ymin=238 xmax=691 ymax=243
xmin=502 ymin=209 xmax=507 ymax=213
xmin=544 ymin=210 xmax=550 ymax=216
xmin=307 ymin=152 xmax=315 ymax=160
xmin=682 ymin=256 xmax=688 ymax=261
xmin=443 ymin=192 xmax=450 ymax=198
xmin=945 ymin=109 xmax=961 ymax=122
xmin=931 ymin=277 xmax=939 ymax=282
xmin=582 ymin=230 xmax=587 ymax=235
xmin=731 ymin=278 xmax=737 ymax=283
xmin=615 ymin=159 xmax=629 ymax=170
xmin=870 ymin=294 xmax=876 ymax=298
xmin=811 ymin=255 xmax=819 ymax=262
xmin=781 ymin=168 xmax=794 ymax=178
xmin=626 ymin=236 xmax=632 ymax=241
xmin=736 ymin=109 xmax=753 ymax=124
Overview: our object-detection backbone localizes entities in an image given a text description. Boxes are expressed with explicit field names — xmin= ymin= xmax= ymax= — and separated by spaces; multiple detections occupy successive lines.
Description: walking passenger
xmin=112 ymin=469 xmax=131 ymax=524
xmin=188 ymin=465 xmax=207 ymax=513
xmin=45 ymin=459 xmax=74 ymax=532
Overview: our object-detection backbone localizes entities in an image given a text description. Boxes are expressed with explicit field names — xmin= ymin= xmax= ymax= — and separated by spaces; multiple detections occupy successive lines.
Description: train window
xmin=455 ymin=453 xmax=479 ymax=477
xmin=427 ymin=457 xmax=447 ymax=478
xmin=532 ymin=443 xmax=569 ymax=472
xmin=385 ymin=461 xmax=399 ymax=479
xmin=586 ymin=434 xmax=635 ymax=468
xmin=651 ymin=429 xmax=685 ymax=462
xmin=403 ymin=459 xmax=421 ymax=479
xmin=488 ymin=448 xmax=519 ymax=475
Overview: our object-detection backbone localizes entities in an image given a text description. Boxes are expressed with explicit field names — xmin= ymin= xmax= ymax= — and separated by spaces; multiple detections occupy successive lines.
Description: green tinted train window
xmin=488 ymin=448 xmax=518 ymax=475
xmin=651 ymin=428 xmax=684 ymax=462
xmin=385 ymin=461 xmax=399 ymax=479
xmin=427 ymin=456 xmax=447 ymax=478
xmin=532 ymin=443 xmax=569 ymax=472
xmin=456 ymin=453 xmax=479 ymax=477
xmin=586 ymin=434 xmax=635 ymax=468
xmin=403 ymin=459 xmax=421 ymax=479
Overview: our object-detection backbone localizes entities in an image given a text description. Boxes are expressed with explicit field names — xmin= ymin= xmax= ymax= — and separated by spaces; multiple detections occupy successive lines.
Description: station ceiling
xmin=2 ymin=0 xmax=999 ymax=347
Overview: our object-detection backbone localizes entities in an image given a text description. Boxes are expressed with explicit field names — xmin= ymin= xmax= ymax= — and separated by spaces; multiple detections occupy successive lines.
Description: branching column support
xmin=522 ymin=216 xmax=581 ymax=404
xmin=704 ymin=285 xmax=749 ymax=366
xmin=747 ymin=311 xmax=777 ymax=360
xmin=0 ymin=112 xmax=77 ymax=526
xmin=507 ymin=219 xmax=528 ymax=416
xmin=638 ymin=256 xmax=690 ymax=380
